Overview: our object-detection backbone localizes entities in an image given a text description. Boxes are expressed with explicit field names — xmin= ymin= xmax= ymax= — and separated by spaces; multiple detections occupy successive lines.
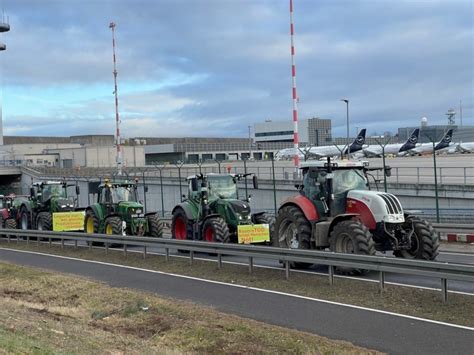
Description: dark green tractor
xmin=13 ymin=181 xmax=79 ymax=231
xmin=171 ymin=173 xmax=274 ymax=244
xmin=84 ymin=178 xmax=163 ymax=239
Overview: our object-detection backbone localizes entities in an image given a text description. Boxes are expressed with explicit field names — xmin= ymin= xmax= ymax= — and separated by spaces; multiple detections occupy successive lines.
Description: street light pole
xmin=424 ymin=133 xmax=440 ymax=223
xmin=248 ymin=125 xmax=252 ymax=160
xmin=341 ymin=99 xmax=349 ymax=158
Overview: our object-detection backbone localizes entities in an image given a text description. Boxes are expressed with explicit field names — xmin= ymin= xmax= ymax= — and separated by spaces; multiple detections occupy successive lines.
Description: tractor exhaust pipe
xmin=326 ymin=157 xmax=334 ymax=216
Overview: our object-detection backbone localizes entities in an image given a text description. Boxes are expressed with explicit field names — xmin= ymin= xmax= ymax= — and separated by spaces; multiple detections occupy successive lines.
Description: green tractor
xmin=13 ymin=181 xmax=80 ymax=231
xmin=171 ymin=173 xmax=274 ymax=244
xmin=84 ymin=178 xmax=163 ymax=239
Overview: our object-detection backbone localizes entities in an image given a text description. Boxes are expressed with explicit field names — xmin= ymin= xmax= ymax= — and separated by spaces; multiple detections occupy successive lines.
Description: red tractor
xmin=0 ymin=194 xmax=20 ymax=230
xmin=274 ymin=159 xmax=439 ymax=273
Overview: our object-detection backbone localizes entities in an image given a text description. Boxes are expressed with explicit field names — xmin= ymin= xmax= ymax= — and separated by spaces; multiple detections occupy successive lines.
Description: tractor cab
xmin=300 ymin=160 xmax=370 ymax=217
xmin=97 ymin=179 xmax=143 ymax=217
xmin=31 ymin=181 xmax=76 ymax=212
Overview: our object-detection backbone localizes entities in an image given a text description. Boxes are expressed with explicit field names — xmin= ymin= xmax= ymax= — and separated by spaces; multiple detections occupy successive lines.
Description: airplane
xmin=275 ymin=129 xmax=366 ymax=160
xmin=404 ymin=128 xmax=454 ymax=156
xmin=456 ymin=142 xmax=474 ymax=154
xmin=362 ymin=128 xmax=420 ymax=157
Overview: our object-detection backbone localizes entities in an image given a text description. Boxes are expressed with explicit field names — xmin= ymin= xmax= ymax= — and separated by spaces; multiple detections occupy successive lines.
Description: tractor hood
xmin=346 ymin=190 xmax=405 ymax=224
xmin=216 ymin=199 xmax=252 ymax=221
xmin=51 ymin=197 xmax=75 ymax=211
xmin=117 ymin=201 xmax=144 ymax=213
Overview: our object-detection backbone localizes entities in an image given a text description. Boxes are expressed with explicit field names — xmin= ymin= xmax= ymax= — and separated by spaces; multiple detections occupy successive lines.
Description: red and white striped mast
xmin=289 ymin=0 xmax=300 ymax=169
xmin=109 ymin=21 xmax=122 ymax=176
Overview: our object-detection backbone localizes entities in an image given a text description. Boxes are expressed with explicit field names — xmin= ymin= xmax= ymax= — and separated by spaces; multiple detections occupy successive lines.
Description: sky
xmin=0 ymin=0 xmax=472 ymax=138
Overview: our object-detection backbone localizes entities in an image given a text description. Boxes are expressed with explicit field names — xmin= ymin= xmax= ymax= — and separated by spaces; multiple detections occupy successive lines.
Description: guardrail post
xmin=27 ymin=235 xmax=30 ymax=245
xmin=165 ymin=247 xmax=169 ymax=261
xmin=249 ymin=256 xmax=253 ymax=274
xmin=49 ymin=237 xmax=52 ymax=248
xmin=217 ymin=253 xmax=222 ymax=269
xmin=441 ymin=278 xmax=448 ymax=303
xmin=105 ymin=242 xmax=109 ymax=255
xmin=74 ymin=240 xmax=78 ymax=249
xmin=7 ymin=234 xmax=10 ymax=243
xmin=464 ymin=167 xmax=467 ymax=185
xmin=285 ymin=261 xmax=290 ymax=280
xmin=88 ymin=240 xmax=92 ymax=250
xmin=143 ymin=246 xmax=147 ymax=259
xmin=61 ymin=239 xmax=64 ymax=249
xmin=37 ymin=235 xmax=40 ymax=246
xmin=328 ymin=265 xmax=334 ymax=285
xmin=190 ymin=250 xmax=194 ymax=265
xmin=379 ymin=271 xmax=385 ymax=293
xmin=123 ymin=244 xmax=127 ymax=257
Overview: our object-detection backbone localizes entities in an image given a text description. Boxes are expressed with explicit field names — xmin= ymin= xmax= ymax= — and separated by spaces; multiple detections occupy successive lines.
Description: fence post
xmin=217 ymin=253 xmax=222 ymax=269
xmin=464 ymin=167 xmax=467 ymax=185
xmin=271 ymin=156 xmax=277 ymax=215
xmin=143 ymin=246 xmax=147 ymax=259
xmin=190 ymin=250 xmax=194 ymax=265
xmin=165 ymin=247 xmax=169 ymax=261
xmin=379 ymin=271 xmax=385 ymax=293
xmin=249 ymin=256 xmax=253 ymax=274
xmin=441 ymin=278 xmax=448 ymax=303
xmin=416 ymin=167 xmax=420 ymax=184
xmin=123 ymin=243 xmax=127 ymax=257
xmin=285 ymin=261 xmax=290 ymax=280
xmin=328 ymin=265 xmax=334 ymax=285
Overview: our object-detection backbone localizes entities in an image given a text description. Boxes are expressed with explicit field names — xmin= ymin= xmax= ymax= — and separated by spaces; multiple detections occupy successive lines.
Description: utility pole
xmin=109 ymin=22 xmax=122 ymax=176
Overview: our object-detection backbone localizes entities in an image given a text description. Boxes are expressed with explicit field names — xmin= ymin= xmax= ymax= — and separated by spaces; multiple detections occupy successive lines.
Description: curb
xmin=445 ymin=233 xmax=474 ymax=243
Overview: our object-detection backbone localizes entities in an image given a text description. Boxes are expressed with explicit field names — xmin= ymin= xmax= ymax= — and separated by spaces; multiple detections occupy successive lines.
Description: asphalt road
xmin=0 ymin=248 xmax=472 ymax=354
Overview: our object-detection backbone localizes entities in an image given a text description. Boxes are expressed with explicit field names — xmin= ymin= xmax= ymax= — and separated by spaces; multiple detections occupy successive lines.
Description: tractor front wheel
xmin=36 ymin=212 xmax=52 ymax=231
xmin=329 ymin=219 xmax=376 ymax=275
xmin=19 ymin=207 xmax=30 ymax=231
xmin=202 ymin=217 xmax=230 ymax=243
xmin=147 ymin=213 xmax=164 ymax=238
xmin=274 ymin=205 xmax=312 ymax=268
xmin=252 ymin=212 xmax=275 ymax=244
xmin=394 ymin=216 xmax=439 ymax=260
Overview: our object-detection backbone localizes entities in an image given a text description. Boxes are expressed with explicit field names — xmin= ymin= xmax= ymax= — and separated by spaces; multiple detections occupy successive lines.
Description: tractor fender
xmin=172 ymin=203 xmax=196 ymax=221
xmin=85 ymin=205 xmax=105 ymax=222
xmin=328 ymin=213 xmax=361 ymax=236
xmin=279 ymin=195 xmax=319 ymax=222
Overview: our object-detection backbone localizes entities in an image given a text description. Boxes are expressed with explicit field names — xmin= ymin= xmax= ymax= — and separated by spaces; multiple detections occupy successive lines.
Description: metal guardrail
xmin=1 ymin=229 xmax=473 ymax=303
xmin=432 ymin=223 xmax=474 ymax=234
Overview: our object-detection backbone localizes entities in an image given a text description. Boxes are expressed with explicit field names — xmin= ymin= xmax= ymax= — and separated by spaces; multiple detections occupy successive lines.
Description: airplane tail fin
xmin=399 ymin=128 xmax=419 ymax=152
xmin=345 ymin=129 xmax=366 ymax=154
xmin=434 ymin=128 xmax=454 ymax=150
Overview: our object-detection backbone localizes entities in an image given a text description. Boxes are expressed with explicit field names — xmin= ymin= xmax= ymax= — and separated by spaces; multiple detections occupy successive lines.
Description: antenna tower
xmin=109 ymin=21 xmax=122 ymax=175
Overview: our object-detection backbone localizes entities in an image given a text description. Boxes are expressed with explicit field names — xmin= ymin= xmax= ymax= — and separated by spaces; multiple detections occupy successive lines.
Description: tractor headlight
xmin=239 ymin=215 xmax=243 ymax=220
xmin=136 ymin=209 xmax=142 ymax=214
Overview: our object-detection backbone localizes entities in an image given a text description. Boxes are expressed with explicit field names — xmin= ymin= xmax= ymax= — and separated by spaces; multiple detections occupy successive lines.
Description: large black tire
xmin=202 ymin=217 xmax=230 ymax=243
xmin=171 ymin=209 xmax=193 ymax=241
xmin=394 ymin=216 xmax=439 ymax=260
xmin=36 ymin=212 xmax=52 ymax=231
xmin=147 ymin=213 xmax=164 ymax=238
xmin=84 ymin=209 xmax=101 ymax=246
xmin=274 ymin=205 xmax=312 ymax=268
xmin=104 ymin=216 xmax=123 ymax=248
xmin=19 ymin=207 xmax=30 ymax=231
xmin=329 ymin=219 xmax=376 ymax=275
xmin=252 ymin=212 xmax=275 ymax=245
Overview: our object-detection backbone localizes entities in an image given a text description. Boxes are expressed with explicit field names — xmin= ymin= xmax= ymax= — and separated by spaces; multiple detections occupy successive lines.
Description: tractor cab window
xmin=41 ymin=184 xmax=66 ymax=201
xmin=111 ymin=186 xmax=136 ymax=203
xmin=332 ymin=169 xmax=368 ymax=195
xmin=208 ymin=175 xmax=238 ymax=200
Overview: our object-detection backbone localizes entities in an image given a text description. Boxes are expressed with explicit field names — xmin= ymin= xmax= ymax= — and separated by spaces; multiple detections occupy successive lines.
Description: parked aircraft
xmin=454 ymin=142 xmax=474 ymax=154
xmin=362 ymin=128 xmax=420 ymax=157
xmin=404 ymin=129 xmax=454 ymax=155
xmin=275 ymin=129 xmax=366 ymax=160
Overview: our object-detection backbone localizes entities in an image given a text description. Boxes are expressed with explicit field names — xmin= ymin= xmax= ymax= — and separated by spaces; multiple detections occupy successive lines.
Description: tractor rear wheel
xmin=5 ymin=218 xmax=16 ymax=230
xmin=394 ymin=216 xmax=439 ymax=260
xmin=36 ymin=212 xmax=52 ymax=231
xmin=84 ymin=210 xmax=101 ymax=246
xmin=104 ymin=216 xmax=123 ymax=248
xmin=147 ymin=213 xmax=164 ymax=238
xmin=252 ymin=212 xmax=275 ymax=245
xmin=202 ymin=217 xmax=230 ymax=243
xmin=275 ymin=205 xmax=312 ymax=268
xmin=329 ymin=219 xmax=376 ymax=275
xmin=171 ymin=209 xmax=193 ymax=240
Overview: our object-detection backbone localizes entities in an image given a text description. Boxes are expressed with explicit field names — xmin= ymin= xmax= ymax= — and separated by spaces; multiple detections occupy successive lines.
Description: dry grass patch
xmin=0 ymin=261 xmax=378 ymax=354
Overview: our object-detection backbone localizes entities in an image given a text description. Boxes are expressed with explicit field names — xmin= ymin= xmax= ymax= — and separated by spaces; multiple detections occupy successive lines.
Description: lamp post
xmin=341 ymin=99 xmax=349 ymax=158
xmin=373 ymin=136 xmax=392 ymax=192
xmin=248 ymin=125 xmax=252 ymax=160
xmin=424 ymin=132 xmax=440 ymax=223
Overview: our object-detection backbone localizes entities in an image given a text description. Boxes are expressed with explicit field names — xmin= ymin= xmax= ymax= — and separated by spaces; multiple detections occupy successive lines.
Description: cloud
xmin=1 ymin=0 xmax=472 ymax=138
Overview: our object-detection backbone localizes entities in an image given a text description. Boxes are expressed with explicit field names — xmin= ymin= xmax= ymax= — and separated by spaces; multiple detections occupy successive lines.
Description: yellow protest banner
xmin=237 ymin=224 xmax=270 ymax=244
xmin=53 ymin=211 xmax=85 ymax=232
